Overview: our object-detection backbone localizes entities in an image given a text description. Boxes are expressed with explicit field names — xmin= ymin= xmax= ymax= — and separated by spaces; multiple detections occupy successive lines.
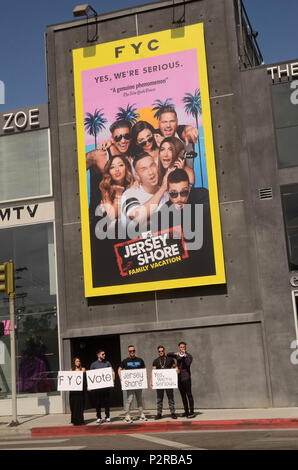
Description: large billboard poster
xmin=73 ymin=23 xmax=225 ymax=297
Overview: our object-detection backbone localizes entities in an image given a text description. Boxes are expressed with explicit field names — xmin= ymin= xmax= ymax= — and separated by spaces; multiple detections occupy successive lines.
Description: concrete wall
xmin=46 ymin=0 xmax=298 ymax=408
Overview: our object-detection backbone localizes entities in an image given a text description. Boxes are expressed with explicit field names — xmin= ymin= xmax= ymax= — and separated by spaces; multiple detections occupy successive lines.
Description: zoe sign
xmin=2 ymin=108 xmax=40 ymax=132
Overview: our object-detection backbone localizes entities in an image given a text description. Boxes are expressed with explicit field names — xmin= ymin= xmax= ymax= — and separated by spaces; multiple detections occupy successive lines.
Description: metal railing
xmin=235 ymin=0 xmax=264 ymax=68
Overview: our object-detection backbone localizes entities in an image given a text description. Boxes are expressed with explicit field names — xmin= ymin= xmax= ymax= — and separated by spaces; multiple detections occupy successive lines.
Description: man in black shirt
xmin=150 ymin=345 xmax=178 ymax=420
xmin=118 ymin=345 xmax=147 ymax=423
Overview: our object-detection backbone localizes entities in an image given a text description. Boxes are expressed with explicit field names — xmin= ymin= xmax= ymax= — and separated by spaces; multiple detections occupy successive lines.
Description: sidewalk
xmin=2 ymin=407 xmax=298 ymax=438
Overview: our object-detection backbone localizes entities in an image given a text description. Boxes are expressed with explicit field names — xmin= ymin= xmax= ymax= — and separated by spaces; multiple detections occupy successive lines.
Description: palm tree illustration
xmin=152 ymin=98 xmax=175 ymax=119
xmin=183 ymin=89 xmax=203 ymax=186
xmin=84 ymin=108 xmax=107 ymax=149
xmin=116 ymin=104 xmax=140 ymax=124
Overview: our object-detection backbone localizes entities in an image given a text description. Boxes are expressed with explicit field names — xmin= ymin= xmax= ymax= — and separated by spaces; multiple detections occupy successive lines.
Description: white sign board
xmin=152 ymin=369 xmax=178 ymax=389
xmin=86 ymin=367 xmax=114 ymax=390
xmin=0 ymin=341 xmax=5 ymax=364
xmin=121 ymin=368 xmax=148 ymax=390
xmin=57 ymin=371 xmax=83 ymax=391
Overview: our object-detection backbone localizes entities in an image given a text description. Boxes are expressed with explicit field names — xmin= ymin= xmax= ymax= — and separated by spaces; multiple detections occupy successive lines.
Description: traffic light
xmin=0 ymin=261 xmax=15 ymax=295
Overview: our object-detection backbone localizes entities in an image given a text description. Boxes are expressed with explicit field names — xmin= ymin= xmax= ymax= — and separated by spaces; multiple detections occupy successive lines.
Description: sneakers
xmin=155 ymin=413 xmax=162 ymax=420
xmin=187 ymin=413 xmax=195 ymax=419
xmin=105 ymin=417 xmax=111 ymax=423
xmin=171 ymin=413 xmax=177 ymax=419
xmin=139 ymin=414 xmax=147 ymax=421
xmin=96 ymin=418 xmax=102 ymax=425
xmin=125 ymin=415 xmax=133 ymax=423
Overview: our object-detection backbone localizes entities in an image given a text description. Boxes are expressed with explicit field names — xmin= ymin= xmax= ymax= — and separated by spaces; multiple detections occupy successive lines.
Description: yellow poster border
xmin=73 ymin=23 xmax=226 ymax=297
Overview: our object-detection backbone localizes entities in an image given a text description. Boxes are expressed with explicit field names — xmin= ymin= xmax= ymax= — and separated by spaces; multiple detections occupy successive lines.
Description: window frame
xmin=0 ymin=128 xmax=53 ymax=205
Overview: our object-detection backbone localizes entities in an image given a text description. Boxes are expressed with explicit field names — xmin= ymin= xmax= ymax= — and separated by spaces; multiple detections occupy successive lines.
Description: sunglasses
xmin=114 ymin=133 xmax=131 ymax=142
xmin=169 ymin=189 xmax=190 ymax=199
xmin=138 ymin=136 xmax=154 ymax=147
xmin=129 ymin=349 xmax=135 ymax=353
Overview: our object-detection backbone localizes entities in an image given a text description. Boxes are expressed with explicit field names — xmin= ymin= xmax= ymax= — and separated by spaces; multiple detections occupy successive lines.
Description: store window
xmin=272 ymin=82 xmax=298 ymax=168
xmin=0 ymin=129 xmax=52 ymax=202
xmin=281 ymin=184 xmax=298 ymax=271
xmin=0 ymin=222 xmax=58 ymax=397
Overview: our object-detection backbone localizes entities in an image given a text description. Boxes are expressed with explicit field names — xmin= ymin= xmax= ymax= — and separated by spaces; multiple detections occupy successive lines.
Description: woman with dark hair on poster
xmin=131 ymin=120 xmax=159 ymax=163
xmin=98 ymin=154 xmax=134 ymax=222
xmin=158 ymin=136 xmax=195 ymax=186
xmin=69 ymin=357 xmax=86 ymax=426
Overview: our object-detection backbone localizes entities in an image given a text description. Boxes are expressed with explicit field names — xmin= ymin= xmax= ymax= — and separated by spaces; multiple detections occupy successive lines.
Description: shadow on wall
xmin=38 ymin=396 xmax=50 ymax=415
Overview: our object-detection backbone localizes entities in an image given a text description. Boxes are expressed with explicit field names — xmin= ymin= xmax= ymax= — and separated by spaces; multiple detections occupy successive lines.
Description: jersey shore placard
xmin=120 ymin=368 xmax=148 ymax=390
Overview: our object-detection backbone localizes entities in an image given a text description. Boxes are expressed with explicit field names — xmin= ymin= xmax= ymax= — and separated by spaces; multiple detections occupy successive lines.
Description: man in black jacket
xmin=167 ymin=342 xmax=195 ymax=418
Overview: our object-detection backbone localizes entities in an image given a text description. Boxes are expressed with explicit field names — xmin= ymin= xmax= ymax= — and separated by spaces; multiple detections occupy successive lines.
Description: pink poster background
xmin=81 ymin=49 xmax=202 ymax=146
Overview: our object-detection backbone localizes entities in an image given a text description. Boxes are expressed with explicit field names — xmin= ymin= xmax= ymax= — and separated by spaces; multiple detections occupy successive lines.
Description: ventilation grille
xmin=259 ymin=187 xmax=273 ymax=200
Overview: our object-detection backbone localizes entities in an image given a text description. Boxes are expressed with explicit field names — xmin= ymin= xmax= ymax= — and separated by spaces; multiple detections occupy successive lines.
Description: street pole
xmin=9 ymin=290 xmax=18 ymax=427
xmin=0 ymin=260 xmax=18 ymax=426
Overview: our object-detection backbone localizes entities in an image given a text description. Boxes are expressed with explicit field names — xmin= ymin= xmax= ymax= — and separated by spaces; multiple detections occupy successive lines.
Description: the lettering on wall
xmin=2 ymin=108 xmax=40 ymax=132
xmin=0 ymin=201 xmax=55 ymax=228
xmin=267 ymin=62 xmax=298 ymax=82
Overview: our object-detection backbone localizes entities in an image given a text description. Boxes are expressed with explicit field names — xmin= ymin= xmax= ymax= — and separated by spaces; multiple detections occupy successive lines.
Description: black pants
xmin=69 ymin=391 xmax=85 ymax=425
xmin=178 ymin=378 xmax=194 ymax=415
xmin=91 ymin=389 xmax=110 ymax=419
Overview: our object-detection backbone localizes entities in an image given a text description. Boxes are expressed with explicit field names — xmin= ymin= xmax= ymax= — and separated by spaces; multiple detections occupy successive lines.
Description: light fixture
xmin=73 ymin=4 xmax=99 ymax=42
xmin=73 ymin=4 xmax=98 ymax=17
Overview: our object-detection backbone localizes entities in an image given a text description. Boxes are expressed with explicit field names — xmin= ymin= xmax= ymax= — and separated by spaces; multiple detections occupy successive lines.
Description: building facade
xmin=0 ymin=105 xmax=62 ymax=414
xmin=1 ymin=0 xmax=298 ymax=415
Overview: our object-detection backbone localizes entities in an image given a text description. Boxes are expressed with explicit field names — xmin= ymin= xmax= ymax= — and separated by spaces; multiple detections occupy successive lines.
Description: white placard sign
xmin=0 ymin=341 xmax=5 ymax=364
xmin=86 ymin=367 xmax=114 ymax=390
xmin=121 ymin=368 xmax=148 ymax=390
xmin=57 ymin=371 xmax=83 ymax=391
xmin=152 ymin=369 xmax=178 ymax=389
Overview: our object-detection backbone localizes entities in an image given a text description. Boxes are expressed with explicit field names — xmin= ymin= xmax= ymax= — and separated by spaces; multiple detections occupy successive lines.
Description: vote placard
xmin=86 ymin=367 xmax=114 ymax=390
xmin=152 ymin=369 xmax=178 ymax=389
xmin=120 ymin=368 xmax=148 ymax=390
xmin=57 ymin=371 xmax=83 ymax=391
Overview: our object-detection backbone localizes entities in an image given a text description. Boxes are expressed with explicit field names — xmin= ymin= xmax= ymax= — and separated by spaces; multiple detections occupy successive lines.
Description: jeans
xmin=124 ymin=389 xmax=144 ymax=416
xmin=156 ymin=389 xmax=175 ymax=414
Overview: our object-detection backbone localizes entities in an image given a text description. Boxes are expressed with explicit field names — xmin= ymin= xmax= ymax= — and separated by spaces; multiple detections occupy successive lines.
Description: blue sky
xmin=0 ymin=0 xmax=297 ymax=111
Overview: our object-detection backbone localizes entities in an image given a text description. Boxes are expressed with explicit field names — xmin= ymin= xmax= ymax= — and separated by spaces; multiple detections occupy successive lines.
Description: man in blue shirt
xmin=118 ymin=345 xmax=147 ymax=423
xmin=90 ymin=349 xmax=115 ymax=424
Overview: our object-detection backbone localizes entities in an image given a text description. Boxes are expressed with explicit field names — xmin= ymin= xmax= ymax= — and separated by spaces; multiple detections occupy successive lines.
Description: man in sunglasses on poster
xmin=154 ymin=168 xmax=216 ymax=276
xmin=86 ymin=119 xmax=133 ymax=172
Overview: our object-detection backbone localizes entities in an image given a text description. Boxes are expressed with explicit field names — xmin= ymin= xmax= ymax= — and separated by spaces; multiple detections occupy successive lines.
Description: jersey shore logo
xmin=0 ymin=80 xmax=4 ymax=104
xmin=95 ymin=202 xmax=204 ymax=250
xmin=114 ymin=226 xmax=189 ymax=277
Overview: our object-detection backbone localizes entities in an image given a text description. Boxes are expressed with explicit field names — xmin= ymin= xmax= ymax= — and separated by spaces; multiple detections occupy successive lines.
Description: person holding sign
xmin=69 ymin=357 xmax=86 ymax=426
xmin=150 ymin=345 xmax=178 ymax=420
xmin=118 ymin=345 xmax=147 ymax=423
xmin=90 ymin=349 xmax=115 ymax=424
xmin=167 ymin=342 xmax=195 ymax=418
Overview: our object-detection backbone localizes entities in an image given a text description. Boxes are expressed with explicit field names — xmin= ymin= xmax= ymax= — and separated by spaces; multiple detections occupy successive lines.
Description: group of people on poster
xmin=86 ymin=105 xmax=215 ymax=287
xmin=66 ymin=342 xmax=194 ymax=426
